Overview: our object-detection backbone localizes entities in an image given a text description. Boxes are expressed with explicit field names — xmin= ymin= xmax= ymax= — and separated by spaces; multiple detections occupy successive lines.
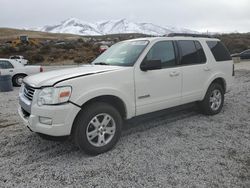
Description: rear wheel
xmin=12 ymin=74 xmax=26 ymax=87
xmin=198 ymin=83 xmax=224 ymax=115
xmin=73 ymin=102 xmax=122 ymax=155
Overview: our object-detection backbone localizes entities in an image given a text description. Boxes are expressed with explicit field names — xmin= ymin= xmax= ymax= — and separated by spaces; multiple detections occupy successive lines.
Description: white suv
xmin=18 ymin=35 xmax=234 ymax=155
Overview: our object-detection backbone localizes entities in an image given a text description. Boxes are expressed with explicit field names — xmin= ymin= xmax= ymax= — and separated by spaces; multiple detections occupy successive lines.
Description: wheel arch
xmin=81 ymin=95 xmax=127 ymax=119
xmin=12 ymin=73 xmax=27 ymax=78
xmin=210 ymin=77 xmax=226 ymax=93
xmin=202 ymin=76 xmax=227 ymax=100
xmin=12 ymin=73 xmax=27 ymax=83
xmin=70 ymin=94 xmax=128 ymax=136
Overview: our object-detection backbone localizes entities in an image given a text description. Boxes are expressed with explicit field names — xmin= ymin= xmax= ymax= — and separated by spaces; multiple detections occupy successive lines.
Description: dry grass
xmin=0 ymin=28 xmax=82 ymax=41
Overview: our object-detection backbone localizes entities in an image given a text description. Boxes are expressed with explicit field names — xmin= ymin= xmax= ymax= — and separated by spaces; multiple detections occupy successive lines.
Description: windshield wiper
xmin=94 ymin=62 xmax=109 ymax=65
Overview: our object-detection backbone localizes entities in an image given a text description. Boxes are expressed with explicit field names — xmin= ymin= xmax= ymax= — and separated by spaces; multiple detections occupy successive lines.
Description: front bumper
xmin=18 ymin=102 xmax=81 ymax=136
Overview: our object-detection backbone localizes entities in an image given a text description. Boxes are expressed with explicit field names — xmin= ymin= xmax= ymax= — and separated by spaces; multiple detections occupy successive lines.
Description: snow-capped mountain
xmin=33 ymin=18 xmax=197 ymax=36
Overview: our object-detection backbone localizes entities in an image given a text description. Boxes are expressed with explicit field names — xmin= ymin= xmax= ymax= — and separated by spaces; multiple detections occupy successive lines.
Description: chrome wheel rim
xmin=209 ymin=89 xmax=222 ymax=111
xmin=17 ymin=77 xmax=23 ymax=85
xmin=86 ymin=113 xmax=116 ymax=147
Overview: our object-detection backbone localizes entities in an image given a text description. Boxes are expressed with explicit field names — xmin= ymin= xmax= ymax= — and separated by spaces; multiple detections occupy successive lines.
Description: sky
xmin=0 ymin=0 xmax=250 ymax=33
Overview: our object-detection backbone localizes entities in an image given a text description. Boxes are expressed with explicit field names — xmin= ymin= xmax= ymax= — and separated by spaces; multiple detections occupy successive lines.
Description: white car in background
xmin=9 ymin=55 xmax=28 ymax=65
xmin=0 ymin=58 xmax=43 ymax=86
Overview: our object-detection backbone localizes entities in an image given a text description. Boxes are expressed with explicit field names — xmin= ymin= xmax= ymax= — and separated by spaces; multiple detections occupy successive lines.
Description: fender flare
xmin=72 ymin=88 xmax=135 ymax=119
xmin=201 ymin=73 xmax=227 ymax=100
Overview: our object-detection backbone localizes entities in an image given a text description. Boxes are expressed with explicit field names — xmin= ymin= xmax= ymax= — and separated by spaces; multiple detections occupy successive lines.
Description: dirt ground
xmin=0 ymin=62 xmax=249 ymax=188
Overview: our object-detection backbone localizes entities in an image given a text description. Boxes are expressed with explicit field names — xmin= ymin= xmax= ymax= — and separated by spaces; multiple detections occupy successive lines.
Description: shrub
xmin=1 ymin=46 xmax=16 ymax=53
xmin=31 ymin=54 xmax=44 ymax=63
xmin=74 ymin=56 xmax=85 ymax=64
xmin=47 ymin=57 xmax=55 ymax=62
xmin=18 ymin=44 xmax=34 ymax=52
xmin=49 ymin=53 xmax=60 ymax=59
xmin=55 ymin=42 xmax=76 ymax=50
xmin=40 ymin=45 xmax=51 ymax=54
xmin=77 ymin=38 xmax=84 ymax=43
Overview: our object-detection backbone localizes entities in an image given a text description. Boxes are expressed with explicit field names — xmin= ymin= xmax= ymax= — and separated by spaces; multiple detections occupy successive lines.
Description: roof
xmin=126 ymin=36 xmax=219 ymax=43
xmin=0 ymin=58 xmax=11 ymax=61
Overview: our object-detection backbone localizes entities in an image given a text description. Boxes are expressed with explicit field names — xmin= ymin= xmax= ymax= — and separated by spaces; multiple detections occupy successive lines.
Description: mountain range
xmin=32 ymin=18 xmax=197 ymax=36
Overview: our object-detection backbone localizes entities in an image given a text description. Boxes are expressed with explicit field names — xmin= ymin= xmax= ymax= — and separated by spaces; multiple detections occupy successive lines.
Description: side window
xmin=178 ymin=40 xmax=205 ymax=65
xmin=194 ymin=41 xmax=206 ymax=63
xmin=206 ymin=41 xmax=232 ymax=61
xmin=145 ymin=41 xmax=176 ymax=68
xmin=0 ymin=61 xmax=14 ymax=69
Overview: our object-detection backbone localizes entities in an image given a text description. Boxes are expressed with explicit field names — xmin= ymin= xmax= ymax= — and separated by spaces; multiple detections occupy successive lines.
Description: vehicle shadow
xmin=122 ymin=103 xmax=199 ymax=136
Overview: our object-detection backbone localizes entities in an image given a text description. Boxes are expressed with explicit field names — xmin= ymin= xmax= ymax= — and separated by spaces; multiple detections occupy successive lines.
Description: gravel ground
xmin=0 ymin=63 xmax=250 ymax=188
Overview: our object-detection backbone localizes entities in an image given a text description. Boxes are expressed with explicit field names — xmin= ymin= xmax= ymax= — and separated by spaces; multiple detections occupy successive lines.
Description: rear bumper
xmin=18 ymin=102 xmax=81 ymax=136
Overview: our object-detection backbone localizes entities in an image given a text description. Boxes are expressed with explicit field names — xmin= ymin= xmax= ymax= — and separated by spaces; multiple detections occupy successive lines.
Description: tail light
xmin=40 ymin=66 xmax=44 ymax=72
xmin=232 ymin=64 xmax=235 ymax=76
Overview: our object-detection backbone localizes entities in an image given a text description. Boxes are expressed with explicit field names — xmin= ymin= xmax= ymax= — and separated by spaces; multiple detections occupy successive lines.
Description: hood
xmin=24 ymin=65 xmax=124 ymax=88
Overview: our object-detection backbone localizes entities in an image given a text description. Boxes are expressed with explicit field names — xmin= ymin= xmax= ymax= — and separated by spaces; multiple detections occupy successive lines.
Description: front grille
xmin=23 ymin=84 xmax=35 ymax=101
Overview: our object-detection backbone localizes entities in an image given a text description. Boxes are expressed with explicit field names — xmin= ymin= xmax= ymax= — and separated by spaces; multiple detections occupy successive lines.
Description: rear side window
xmin=194 ymin=41 xmax=206 ymax=63
xmin=206 ymin=41 xmax=232 ymax=61
xmin=0 ymin=61 xmax=14 ymax=69
xmin=178 ymin=40 xmax=206 ymax=65
xmin=145 ymin=41 xmax=176 ymax=68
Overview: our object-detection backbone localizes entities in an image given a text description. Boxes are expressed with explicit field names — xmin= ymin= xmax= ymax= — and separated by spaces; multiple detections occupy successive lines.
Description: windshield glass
xmin=92 ymin=40 xmax=149 ymax=66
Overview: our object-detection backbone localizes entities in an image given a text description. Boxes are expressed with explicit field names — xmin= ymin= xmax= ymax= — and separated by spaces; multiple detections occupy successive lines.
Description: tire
xmin=198 ymin=83 xmax=224 ymax=115
xmin=12 ymin=74 xmax=26 ymax=87
xmin=37 ymin=133 xmax=69 ymax=141
xmin=73 ymin=102 xmax=123 ymax=155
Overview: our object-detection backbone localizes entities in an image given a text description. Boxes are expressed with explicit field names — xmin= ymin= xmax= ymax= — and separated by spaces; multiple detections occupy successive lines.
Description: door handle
xmin=9 ymin=70 xmax=13 ymax=72
xmin=170 ymin=71 xmax=180 ymax=77
xmin=204 ymin=67 xmax=211 ymax=71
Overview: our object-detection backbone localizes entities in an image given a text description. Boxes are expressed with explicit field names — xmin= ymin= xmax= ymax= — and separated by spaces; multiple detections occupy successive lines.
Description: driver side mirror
xmin=140 ymin=60 xmax=162 ymax=71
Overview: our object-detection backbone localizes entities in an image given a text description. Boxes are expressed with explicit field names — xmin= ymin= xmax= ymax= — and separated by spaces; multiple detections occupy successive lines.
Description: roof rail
xmin=165 ymin=33 xmax=213 ymax=38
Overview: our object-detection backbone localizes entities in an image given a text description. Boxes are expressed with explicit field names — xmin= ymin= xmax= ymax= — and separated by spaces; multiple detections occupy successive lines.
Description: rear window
xmin=206 ymin=41 xmax=232 ymax=61
xmin=178 ymin=40 xmax=206 ymax=65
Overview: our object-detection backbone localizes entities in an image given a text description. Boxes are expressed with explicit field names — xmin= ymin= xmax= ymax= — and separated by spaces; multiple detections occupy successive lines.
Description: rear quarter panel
xmin=200 ymin=39 xmax=234 ymax=99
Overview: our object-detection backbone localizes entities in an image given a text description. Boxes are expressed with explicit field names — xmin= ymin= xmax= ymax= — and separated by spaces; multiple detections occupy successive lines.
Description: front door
xmin=135 ymin=41 xmax=182 ymax=116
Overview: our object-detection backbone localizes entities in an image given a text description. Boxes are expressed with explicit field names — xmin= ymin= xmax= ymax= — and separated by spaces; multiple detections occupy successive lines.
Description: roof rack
xmin=165 ymin=33 xmax=213 ymax=38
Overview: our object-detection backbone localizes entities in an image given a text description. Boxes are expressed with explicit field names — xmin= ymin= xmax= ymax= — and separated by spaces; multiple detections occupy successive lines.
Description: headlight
xmin=37 ymin=86 xmax=72 ymax=106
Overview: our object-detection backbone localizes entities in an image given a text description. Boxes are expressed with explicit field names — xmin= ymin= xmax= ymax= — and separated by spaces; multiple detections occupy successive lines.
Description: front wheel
xmin=73 ymin=102 xmax=122 ymax=155
xmin=198 ymin=83 xmax=224 ymax=115
xmin=12 ymin=74 xmax=26 ymax=87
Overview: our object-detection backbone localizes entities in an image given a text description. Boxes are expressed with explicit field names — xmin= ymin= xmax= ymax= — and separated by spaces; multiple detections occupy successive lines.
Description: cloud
xmin=0 ymin=0 xmax=249 ymax=32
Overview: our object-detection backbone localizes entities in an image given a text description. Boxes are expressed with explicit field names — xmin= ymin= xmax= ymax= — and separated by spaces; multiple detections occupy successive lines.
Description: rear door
xmin=135 ymin=40 xmax=182 ymax=115
xmin=177 ymin=40 xmax=211 ymax=104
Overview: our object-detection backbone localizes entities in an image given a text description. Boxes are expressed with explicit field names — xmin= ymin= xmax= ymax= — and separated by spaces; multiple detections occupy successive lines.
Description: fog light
xmin=39 ymin=117 xmax=52 ymax=125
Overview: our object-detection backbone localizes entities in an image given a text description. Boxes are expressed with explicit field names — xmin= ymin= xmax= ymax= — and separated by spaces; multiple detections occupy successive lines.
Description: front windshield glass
xmin=92 ymin=40 xmax=149 ymax=66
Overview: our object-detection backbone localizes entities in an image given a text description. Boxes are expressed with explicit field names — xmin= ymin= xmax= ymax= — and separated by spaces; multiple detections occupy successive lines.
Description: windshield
xmin=92 ymin=40 xmax=149 ymax=66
